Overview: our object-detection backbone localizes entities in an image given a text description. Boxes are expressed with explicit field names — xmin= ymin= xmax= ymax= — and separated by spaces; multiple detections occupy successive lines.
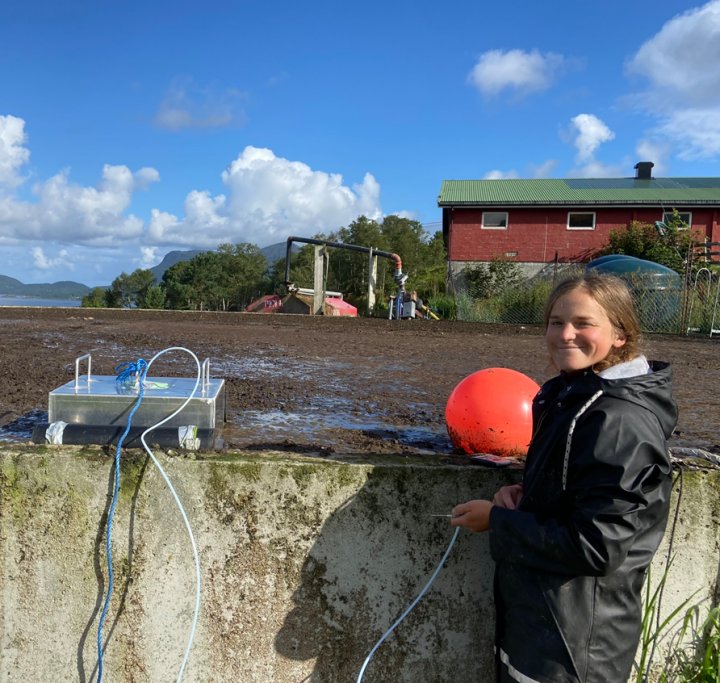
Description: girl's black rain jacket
xmin=489 ymin=361 xmax=678 ymax=683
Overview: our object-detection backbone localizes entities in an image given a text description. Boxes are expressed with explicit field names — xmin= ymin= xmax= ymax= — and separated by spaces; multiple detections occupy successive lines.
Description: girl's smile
xmin=546 ymin=289 xmax=626 ymax=372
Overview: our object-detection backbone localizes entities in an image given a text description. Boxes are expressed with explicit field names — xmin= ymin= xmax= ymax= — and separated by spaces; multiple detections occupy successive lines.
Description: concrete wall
xmin=1 ymin=447 xmax=719 ymax=682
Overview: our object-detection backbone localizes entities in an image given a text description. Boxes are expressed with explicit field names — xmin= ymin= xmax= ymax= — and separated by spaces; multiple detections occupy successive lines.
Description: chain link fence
xmin=449 ymin=263 xmax=720 ymax=336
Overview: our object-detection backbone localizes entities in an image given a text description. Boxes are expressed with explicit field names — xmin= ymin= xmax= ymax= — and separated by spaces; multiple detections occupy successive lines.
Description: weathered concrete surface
xmin=1 ymin=447 xmax=719 ymax=683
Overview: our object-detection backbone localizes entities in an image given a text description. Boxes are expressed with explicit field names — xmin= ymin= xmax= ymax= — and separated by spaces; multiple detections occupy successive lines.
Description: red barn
xmin=438 ymin=162 xmax=720 ymax=276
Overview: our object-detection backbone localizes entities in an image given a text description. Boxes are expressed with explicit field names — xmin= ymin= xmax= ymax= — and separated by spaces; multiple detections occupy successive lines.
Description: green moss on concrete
xmin=287 ymin=463 xmax=323 ymax=492
xmin=205 ymin=461 xmax=263 ymax=539
xmin=0 ymin=451 xmax=91 ymax=543
xmin=322 ymin=463 xmax=368 ymax=498
xmin=235 ymin=460 xmax=263 ymax=482
xmin=0 ymin=456 xmax=24 ymax=522
xmin=118 ymin=453 xmax=149 ymax=504
xmin=207 ymin=460 xmax=264 ymax=494
xmin=674 ymin=469 xmax=720 ymax=528
xmin=1 ymin=453 xmax=52 ymax=525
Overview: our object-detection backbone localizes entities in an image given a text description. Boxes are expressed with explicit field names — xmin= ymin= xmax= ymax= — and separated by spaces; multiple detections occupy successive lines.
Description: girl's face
xmin=546 ymin=289 xmax=626 ymax=372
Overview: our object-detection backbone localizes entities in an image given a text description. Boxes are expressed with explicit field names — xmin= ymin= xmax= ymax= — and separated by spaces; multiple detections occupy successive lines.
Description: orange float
xmin=445 ymin=368 xmax=540 ymax=456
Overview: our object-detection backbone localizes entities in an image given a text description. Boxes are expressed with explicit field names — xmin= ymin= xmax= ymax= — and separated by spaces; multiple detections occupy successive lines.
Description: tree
xmin=400 ymin=227 xmax=447 ymax=300
xmin=161 ymin=245 xmax=268 ymax=310
xmin=162 ymin=260 xmax=195 ymax=309
xmin=140 ymin=284 xmax=166 ymax=309
xmin=162 ymin=253 xmax=223 ymax=310
xmin=97 ymin=225 xmax=447 ymax=315
xmin=463 ymin=258 xmax=523 ymax=299
xmin=105 ymin=269 xmax=156 ymax=308
xmin=600 ymin=212 xmax=693 ymax=274
xmin=81 ymin=287 xmax=108 ymax=308
xmin=216 ymin=243 xmax=269 ymax=309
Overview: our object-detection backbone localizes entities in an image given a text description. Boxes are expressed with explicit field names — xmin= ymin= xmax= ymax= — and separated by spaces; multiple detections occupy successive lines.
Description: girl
xmin=451 ymin=274 xmax=678 ymax=683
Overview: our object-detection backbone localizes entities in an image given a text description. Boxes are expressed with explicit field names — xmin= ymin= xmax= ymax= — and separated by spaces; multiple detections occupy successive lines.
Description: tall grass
xmin=633 ymin=562 xmax=720 ymax=682
xmin=451 ymin=267 xmax=719 ymax=334
xmin=634 ymin=563 xmax=697 ymax=682
xmin=455 ymin=280 xmax=554 ymax=324
xmin=661 ymin=605 xmax=720 ymax=682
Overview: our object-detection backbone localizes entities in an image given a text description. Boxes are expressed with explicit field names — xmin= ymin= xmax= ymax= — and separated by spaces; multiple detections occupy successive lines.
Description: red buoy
xmin=445 ymin=368 xmax=539 ymax=456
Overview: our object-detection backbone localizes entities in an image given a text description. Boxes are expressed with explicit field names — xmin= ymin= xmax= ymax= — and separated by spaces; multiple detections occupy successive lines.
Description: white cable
xmin=356 ymin=526 xmax=461 ymax=683
xmin=140 ymin=347 xmax=202 ymax=683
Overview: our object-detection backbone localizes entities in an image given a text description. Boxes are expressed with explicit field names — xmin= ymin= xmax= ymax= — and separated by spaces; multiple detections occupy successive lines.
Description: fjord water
xmin=0 ymin=296 xmax=81 ymax=307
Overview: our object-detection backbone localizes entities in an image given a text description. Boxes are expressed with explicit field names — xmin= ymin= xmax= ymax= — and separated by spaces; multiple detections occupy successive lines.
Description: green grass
xmin=661 ymin=605 xmax=720 ymax=682
xmin=634 ymin=561 xmax=720 ymax=682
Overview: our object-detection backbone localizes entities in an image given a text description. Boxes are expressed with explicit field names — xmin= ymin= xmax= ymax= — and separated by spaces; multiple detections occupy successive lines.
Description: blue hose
xmin=93 ymin=349 xmax=203 ymax=682
xmin=96 ymin=359 xmax=148 ymax=682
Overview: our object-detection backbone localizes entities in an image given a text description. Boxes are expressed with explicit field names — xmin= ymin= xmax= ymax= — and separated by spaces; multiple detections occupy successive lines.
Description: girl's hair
xmin=544 ymin=273 xmax=643 ymax=372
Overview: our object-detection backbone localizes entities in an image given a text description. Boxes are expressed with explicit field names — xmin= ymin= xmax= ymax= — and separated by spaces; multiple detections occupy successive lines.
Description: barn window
xmin=662 ymin=211 xmax=692 ymax=229
xmin=567 ymin=212 xmax=596 ymax=230
xmin=482 ymin=211 xmax=508 ymax=229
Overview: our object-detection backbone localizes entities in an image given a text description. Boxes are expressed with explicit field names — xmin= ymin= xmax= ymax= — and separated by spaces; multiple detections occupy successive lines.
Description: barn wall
xmin=447 ymin=207 xmax=718 ymax=263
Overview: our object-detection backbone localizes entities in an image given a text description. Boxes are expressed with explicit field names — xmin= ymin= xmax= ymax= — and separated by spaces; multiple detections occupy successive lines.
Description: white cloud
xmin=568 ymin=160 xmax=626 ymax=178
xmin=0 ymin=123 xmax=160 ymax=246
xmin=559 ymin=114 xmax=623 ymax=177
xmin=635 ymin=139 xmax=668 ymax=174
xmin=468 ymin=49 xmax=566 ymax=97
xmin=529 ymin=160 xmax=558 ymax=178
xmin=154 ymin=77 xmax=246 ymax=131
xmin=0 ymin=117 xmax=385 ymax=283
xmin=658 ymin=108 xmax=720 ymax=160
xmin=148 ymin=146 xmax=383 ymax=247
xmin=391 ymin=209 xmax=418 ymax=220
xmin=0 ymin=115 xmax=30 ymax=189
xmin=135 ymin=167 xmax=161 ymax=190
xmin=31 ymin=246 xmax=73 ymax=271
xmin=626 ymin=1 xmax=720 ymax=159
xmin=139 ymin=246 xmax=158 ymax=269
xmin=570 ymin=114 xmax=615 ymax=162
xmin=483 ymin=169 xmax=519 ymax=179
xmin=0 ymin=116 xmax=161 ymax=262
xmin=25 ymin=164 xmax=159 ymax=244
xmin=627 ymin=1 xmax=720 ymax=105
xmin=483 ymin=160 xmax=557 ymax=180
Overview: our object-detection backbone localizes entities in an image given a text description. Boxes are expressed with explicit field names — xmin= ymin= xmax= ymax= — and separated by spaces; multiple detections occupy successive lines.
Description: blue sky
xmin=1 ymin=0 xmax=719 ymax=287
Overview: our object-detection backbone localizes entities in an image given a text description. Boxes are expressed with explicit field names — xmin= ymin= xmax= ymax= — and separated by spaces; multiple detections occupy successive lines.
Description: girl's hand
xmin=493 ymin=483 xmax=523 ymax=510
xmin=450 ymin=500 xmax=493 ymax=532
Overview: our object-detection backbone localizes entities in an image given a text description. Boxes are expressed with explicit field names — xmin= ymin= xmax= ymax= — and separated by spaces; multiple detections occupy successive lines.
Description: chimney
xmin=634 ymin=161 xmax=654 ymax=180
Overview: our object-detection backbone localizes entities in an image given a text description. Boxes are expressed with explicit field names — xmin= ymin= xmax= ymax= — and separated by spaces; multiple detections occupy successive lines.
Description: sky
xmin=2 ymin=0 xmax=720 ymax=287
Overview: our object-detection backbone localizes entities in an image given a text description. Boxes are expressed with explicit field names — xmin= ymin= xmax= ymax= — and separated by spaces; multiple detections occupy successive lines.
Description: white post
xmin=367 ymin=249 xmax=378 ymax=315
xmin=313 ymin=246 xmax=325 ymax=315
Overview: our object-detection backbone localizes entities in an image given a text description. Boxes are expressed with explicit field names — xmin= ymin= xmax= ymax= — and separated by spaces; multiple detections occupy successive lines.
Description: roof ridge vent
xmin=634 ymin=161 xmax=654 ymax=180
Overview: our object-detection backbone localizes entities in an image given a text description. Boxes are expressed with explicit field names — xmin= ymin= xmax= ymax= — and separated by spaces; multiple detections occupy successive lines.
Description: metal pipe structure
xmin=283 ymin=236 xmax=408 ymax=315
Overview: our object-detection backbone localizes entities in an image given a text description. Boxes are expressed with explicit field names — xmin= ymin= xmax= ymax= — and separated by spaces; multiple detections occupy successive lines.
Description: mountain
xmin=149 ymin=249 xmax=205 ymax=282
xmin=0 ymin=275 xmax=90 ymax=299
xmin=0 ymin=275 xmax=28 ymax=295
xmin=0 ymin=241 xmax=294 ymax=296
xmin=261 ymin=241 xmax=292 ymax=264
xmin=149 ymin=241 xmax=293 ymax=281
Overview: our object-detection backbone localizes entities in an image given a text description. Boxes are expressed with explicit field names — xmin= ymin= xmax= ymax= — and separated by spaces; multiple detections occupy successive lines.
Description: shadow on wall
xmin=77 ymin=454 xmax=151 ymax=683
xmin=274 ymin=466 xmax=499 ymax=682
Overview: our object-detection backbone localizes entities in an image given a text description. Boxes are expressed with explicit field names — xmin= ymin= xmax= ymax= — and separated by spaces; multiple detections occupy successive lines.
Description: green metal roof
xmin=437 ymin=177 xmax=720 ymax=207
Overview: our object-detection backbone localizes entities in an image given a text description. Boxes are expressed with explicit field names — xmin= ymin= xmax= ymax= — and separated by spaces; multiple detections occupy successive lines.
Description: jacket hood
xmin=557 ymin=360 xmax=677 ymax=440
